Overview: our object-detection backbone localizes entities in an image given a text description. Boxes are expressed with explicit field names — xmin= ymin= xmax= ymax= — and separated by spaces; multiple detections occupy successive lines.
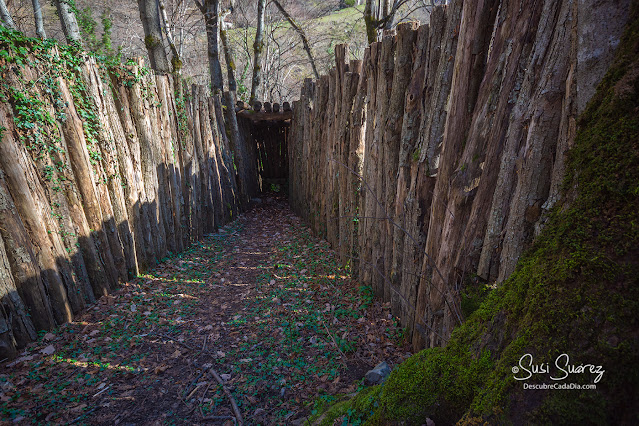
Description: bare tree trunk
xmin=53 ymin=0 xmax=82 ymax=45
xmin=272 ymin=0 xmax=319 ymax=80
xmin=249 ymin=0 xmax=266 ymax=104
xmin=31 ymin=0 xmax=46 ymax=38
xmin=138 ymin=0 xmax=170 ymax=73
xmin=0 ymin=0 xmax=16 ymax=29
xmin=382 ymin=0 xmax=394 ymax=30
xmin=196 ymin=0 xmax=224 ymax=93
xmin=158 ymin=0 xmax=182 ymax=72
xmin=220 ymin=25 xmax=237 ymax=92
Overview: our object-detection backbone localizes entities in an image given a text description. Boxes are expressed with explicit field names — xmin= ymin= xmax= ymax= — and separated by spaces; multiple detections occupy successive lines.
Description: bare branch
xmin=271 ymin=0 xmax=319 ymax=80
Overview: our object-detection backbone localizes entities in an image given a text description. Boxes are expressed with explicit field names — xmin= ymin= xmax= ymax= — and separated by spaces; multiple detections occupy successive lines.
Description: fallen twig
xmin=92 ymin=385 xmax=111 ymax=398
xmin=320 ymin=318 xmax=349 ymax=368
xmin=156 ymin=333 xmax=199 ymax=352
xmin=201 ymin=415 xmax=237 ymax=424
xmin=207 ymin=367 xmax=244 ymax=426
xmin=67 ymin=408 xmax=96 ymax=425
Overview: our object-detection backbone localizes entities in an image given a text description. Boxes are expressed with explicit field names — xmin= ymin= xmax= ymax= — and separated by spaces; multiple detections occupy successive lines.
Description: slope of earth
xmin=0 ymin=196 xmax=411 ymax=425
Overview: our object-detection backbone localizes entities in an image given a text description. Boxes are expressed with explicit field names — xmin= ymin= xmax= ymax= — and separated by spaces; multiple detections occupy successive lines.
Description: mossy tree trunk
xmin=249 ymin=0 xmax=267 ymax=105
xmin=138 ymin=0 xmax=170 ymax=73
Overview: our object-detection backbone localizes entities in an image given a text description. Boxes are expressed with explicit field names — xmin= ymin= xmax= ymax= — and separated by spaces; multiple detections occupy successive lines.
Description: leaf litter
xmin=0 ymin=196 xmax=411 ymax=425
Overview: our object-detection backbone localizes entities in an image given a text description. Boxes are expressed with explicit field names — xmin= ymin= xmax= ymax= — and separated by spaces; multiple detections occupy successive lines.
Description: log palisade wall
xmin=288 ymin=0 xmax=631 ymax=350
xmin=0 ymin=42 xmax=253 ymax=357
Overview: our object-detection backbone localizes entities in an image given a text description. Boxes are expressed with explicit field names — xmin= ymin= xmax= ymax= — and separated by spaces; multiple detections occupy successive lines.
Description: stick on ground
xmin=208 ymin=367 xmax=244 ymax=426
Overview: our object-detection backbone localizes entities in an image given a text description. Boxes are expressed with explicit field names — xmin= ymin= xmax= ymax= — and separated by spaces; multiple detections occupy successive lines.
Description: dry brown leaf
xmin=40 ymin=345 xmax=55 ymax=355
xmin=154 ymin=364 xmax=169 ymax=374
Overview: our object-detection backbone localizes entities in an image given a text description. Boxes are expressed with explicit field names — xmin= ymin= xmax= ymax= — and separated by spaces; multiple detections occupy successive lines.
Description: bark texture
xmin=53 ymin=0 xmax=82 ymax=45
xmin=249 ymin=0 xmax=267 ymax=104
xmin=0 ymin=39 xmax=247 ymax=356
xmin=31 ymin=0 xmax=46 ymax=38
xmin=288 ymin=0 xmax=630 ymax=349
xmin=138 ymin=0 xmax=170 ymax=73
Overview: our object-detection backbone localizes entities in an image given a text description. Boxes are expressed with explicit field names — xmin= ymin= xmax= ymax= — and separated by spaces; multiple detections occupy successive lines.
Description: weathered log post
xmin=83 ymin=60 xmax=138 ymax=277
xmin=358 ymin=42 xmax=380 ymax=286
xmin=382 ymin=22 xmax=418 ymax=302
xmin=128 ymin=69 xmax=169 ymax=264
xmin=109 ymin=70 xmax=156 ymax=270
xmin=347 ymin=56 xmax=367 ymax=278
xmin=413 ymin=0 xmax=492 ymax=348
xmin=155 ymin=75 xmax=185 ymax=254
xmin=370 ymin=34 xmax=396 ymax=298
xmin=337 ymin=63 xmax=360 ymax=265
xmin=0 ymin=103 xmax=74 ymax=325
xmin=0 ymin=233 xmax=33 ymax=358
xmin=0 ymin=171 xmax=51 ymax=338
xmin=391 ymin=22 xmax=432 ymax=328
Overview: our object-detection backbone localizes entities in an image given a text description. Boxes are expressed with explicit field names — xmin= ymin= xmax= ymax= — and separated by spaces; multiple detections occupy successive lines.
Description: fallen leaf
xmin=154 ymin=364 xmax=169 ymax=374
xmin=40 ymin=345 xmax=55 ymax=355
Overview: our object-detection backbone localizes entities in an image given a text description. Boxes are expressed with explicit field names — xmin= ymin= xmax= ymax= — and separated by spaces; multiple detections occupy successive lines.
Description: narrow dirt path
xmin=0 ymin=197 xmax=411 ymax=425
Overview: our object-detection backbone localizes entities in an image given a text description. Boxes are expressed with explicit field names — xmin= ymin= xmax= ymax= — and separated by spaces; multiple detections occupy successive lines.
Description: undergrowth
xmin=211 ymin=222 xmax=377 ymax=422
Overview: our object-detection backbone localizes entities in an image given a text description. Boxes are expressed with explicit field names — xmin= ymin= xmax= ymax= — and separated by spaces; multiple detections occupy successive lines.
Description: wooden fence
xmin=288 ymin=0 xmax=627 ymax=349
xmin=0 ymin=50 xmax=252 ymax=357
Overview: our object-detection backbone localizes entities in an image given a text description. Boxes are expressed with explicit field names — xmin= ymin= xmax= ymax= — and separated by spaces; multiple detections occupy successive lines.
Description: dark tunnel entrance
xmin=236 ymin=103 xmax=291 ymax=195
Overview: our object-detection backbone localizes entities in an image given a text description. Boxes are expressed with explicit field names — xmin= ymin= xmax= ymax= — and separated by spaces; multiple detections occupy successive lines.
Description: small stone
xmin=365 ymin=361 xmax=391 ymax=385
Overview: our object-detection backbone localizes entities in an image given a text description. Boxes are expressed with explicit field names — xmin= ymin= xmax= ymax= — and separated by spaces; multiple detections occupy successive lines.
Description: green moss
xmin=144 ymin=34 xmax=160 ymax=49
xmin=311 ymin=386 xmax=382 ymax=425
xmin=314 ymin=2 xmax=639 ymax=424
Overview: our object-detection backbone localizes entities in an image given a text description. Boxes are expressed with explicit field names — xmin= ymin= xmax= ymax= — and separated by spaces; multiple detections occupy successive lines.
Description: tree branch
xmin=271 ymin=0 xmax=320 ymax=80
